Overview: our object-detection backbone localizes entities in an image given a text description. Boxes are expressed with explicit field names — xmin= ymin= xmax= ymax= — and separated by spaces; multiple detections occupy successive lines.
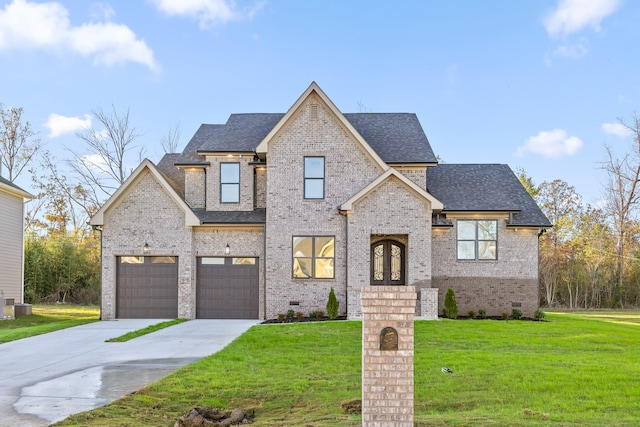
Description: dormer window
xmin=304 ymin=157 xmax=324 ymax=199
xmin=220 ymin=163 xmax=240 ymax=203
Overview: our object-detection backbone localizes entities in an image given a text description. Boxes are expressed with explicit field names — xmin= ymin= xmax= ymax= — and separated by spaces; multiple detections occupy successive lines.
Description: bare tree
xmin=600 ymin=113 xmax=640 ymax=306
xmin=0 ymin=104 xmax=40 ymax=181
xmin=161 ymin=122 xmax=181 ymax=154
xmin=69 ymin=105 xmax=145 ymax=213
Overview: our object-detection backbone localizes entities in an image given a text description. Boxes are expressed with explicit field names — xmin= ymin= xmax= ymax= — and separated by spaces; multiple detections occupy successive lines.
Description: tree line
xmin=3 ymin=103 xmax=640 ymax=307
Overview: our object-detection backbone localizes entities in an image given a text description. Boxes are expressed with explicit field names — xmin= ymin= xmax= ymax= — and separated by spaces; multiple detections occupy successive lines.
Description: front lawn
xmin=0 ymin=304 xmax=99 ymax=343
xmin=56 ymin=312 xmax=640 ymax=426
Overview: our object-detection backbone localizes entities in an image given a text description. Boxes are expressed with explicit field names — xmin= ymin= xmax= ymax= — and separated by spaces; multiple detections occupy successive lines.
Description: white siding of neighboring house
xmin=0 ymin=190 xmax=25 ymax=303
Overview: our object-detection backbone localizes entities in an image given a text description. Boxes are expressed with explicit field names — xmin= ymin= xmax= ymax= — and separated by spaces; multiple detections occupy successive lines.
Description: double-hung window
xmin=457 ymin=220 xmax=497 ymax=260
xmin=220 ymin=163 xmax=240 ymax=203
xmin=293 ymin=236 xmax=334 ymax=278
xmin=304 ymin=157 xmax=324 ymax=199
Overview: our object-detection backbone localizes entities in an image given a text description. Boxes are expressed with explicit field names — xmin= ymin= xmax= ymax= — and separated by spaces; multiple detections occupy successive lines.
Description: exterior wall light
xmin=225 ymin=243 xmax=230 ymax=255
xmin=143 ymin=243 xmax=150 ymax=255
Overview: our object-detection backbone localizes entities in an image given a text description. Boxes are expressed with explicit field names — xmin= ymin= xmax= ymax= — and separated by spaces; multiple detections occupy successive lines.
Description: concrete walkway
xmin=0 ymin=319 xmax=259 ymax=427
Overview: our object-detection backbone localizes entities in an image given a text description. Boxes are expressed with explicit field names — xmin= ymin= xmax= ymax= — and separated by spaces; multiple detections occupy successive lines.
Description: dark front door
xmin=371 ymin=240 xmax=405 ymax=285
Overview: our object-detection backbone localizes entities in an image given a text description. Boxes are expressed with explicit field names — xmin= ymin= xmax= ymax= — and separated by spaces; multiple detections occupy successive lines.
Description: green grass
xmin=0 ymin=304 xmax=99 ymax=344
xmin=106 ymin=318 xmax=188 ymax=342
xmin=54 ymin=312 xmax=640 ymax=427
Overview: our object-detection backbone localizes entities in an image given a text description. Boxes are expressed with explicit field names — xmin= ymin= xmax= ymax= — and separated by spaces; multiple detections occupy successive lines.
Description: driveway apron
xmin=0 ymin=319 xmax=259 ymax=427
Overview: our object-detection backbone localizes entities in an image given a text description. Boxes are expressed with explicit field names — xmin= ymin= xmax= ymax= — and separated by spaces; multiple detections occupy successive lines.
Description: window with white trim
xmin=457 ymin=220 xmax=497 ymax=260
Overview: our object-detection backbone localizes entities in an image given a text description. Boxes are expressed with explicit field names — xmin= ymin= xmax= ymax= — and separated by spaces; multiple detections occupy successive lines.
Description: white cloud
xmin=554 ymin=41 xmax=588 ymax=58
xmin=544 ymin=0 xmax=620 ymax=38
xmin=517 ymin=129 xmax=583 ymax=158
xmin=150 ymin=0 xmax=264 ymax=28
xmin=80 ymin=153 xmax=110 ymax=173
xmin=602 ymin=122 xmax=632 ymax=137
xmin=0 ymin=0 xmax=157 ymax=70
xmin=44 ymin=113 xmax=92 ymax=138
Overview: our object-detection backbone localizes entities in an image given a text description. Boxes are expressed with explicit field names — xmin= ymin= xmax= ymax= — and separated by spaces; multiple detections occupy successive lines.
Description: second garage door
xmin=197 ymin=257 xmax=259 ymax=319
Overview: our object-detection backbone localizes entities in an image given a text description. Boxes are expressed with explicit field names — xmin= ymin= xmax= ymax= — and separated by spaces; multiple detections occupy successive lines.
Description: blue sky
xmin=1 ymin=0 xmax=639 ymax=205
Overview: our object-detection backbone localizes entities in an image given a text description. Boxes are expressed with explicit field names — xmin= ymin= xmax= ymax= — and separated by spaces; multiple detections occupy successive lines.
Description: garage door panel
xmin=197 ymin=258 xmax=258 ymax=319
xmin=117 ymin=256 xmax=178 ymax=319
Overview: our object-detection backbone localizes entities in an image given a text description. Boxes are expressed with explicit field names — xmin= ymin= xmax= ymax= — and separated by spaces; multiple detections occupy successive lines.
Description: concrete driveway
xmin=0 ymin=319 xmax=259 ymax=427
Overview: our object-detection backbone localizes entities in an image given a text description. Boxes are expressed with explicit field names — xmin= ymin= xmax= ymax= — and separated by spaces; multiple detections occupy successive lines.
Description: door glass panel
xmin=233 ymin=257 xmax=256 ymax=265
xmin=373 ymin=244 xmax=384 ymax=281
xmin=152 ymin=256 xmax=176 ymax=264
xmin=121 ymin=256 xmax=144 ymax=264
xmin=201 ymin=257 xmax=225 ymax=265
xmin=390 ymin=244 xmax=402 ymax=281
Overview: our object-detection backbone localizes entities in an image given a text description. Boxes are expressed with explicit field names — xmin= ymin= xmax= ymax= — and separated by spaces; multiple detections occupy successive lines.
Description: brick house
xmin=90 ymin=82 xmax=551 ymax=320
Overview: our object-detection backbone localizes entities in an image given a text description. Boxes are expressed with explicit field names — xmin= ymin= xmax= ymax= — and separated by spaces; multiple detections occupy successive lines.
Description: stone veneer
xmin=361 ymin=286 xmax=416 ymax=427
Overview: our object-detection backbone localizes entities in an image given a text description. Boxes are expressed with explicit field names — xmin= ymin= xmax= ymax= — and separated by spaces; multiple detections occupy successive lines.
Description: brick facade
xmin=100 ymin=171 xmax=194 ymax=319
xmin=263 ymin=95 xmax=384 ymax=319
xmin=432 ymin=217 xmax=540 ymax=317
xmin=346 ymin=176 xmax=433 ymax=319
xmin=361 ymin=286 xmax=416 ymax=426
xmin=94 ymin=83 xmax=545 ymax=321
xmin=205 ymin=155 xmax=255 ymax=212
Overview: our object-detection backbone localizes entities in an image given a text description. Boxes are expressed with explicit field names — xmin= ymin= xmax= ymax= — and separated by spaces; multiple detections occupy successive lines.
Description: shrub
xmin=501 ymin=312 xmax=510 ymax=320
xmin=444 ymin=287 xmax=458 ymax=319
xmin=286 ymin=309 xmax=295 ymax=319
xmin=296 ymin=311 xmax=304 ymax=320
xmin=277 ymin=313 xmax=286 ymax=321
xmin=534 ymin=309 xmax=546 ymax=321
xmin=477 ymin=308 xmax=487 ymax=319
xmin=326 ymin=287 xmax=339 ymax=319
xmin=468 ymin=310 xmax=477 ymax=319
xmin=315 ymin=310 xmax=325 ymax=319
xmin=511 ymin=309 xmax=523 ymax=320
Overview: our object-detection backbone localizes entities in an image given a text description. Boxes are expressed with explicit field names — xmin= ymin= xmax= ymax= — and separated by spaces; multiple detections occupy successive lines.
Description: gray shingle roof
xmin=175 ymin=112 xmax=437 ymax=164
xmin=344 ymin=113 xmax=437 ymax=163
xmin=193 ymin=208 xmax=266 ymax=224
xmin=197 ymin=114 xmax=284 ymax=154
xmin=427 ymin=164 xmax=551 ymax=227
xmin=156 ymin=154 xmax=185 ymax=197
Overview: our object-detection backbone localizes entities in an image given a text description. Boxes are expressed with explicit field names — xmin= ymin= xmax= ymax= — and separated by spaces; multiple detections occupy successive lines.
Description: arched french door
xmin=370 ymin=240 xmax=405 ymax=285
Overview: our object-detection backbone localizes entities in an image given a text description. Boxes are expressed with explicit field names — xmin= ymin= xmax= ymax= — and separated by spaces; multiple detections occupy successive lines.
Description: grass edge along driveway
xmin=55 ymin=312 xmax=640 ymax=427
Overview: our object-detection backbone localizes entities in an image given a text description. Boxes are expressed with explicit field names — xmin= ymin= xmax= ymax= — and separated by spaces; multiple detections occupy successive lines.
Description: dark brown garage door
xmin=197 ymin=257 xmax=259 ymax=319
xmin=116 ymin=256 xmax=178 ymax=318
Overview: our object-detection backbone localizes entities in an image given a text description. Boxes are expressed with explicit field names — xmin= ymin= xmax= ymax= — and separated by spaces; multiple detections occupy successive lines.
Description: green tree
xmin=326 ymin=287 xmax=339 ymax=320
xmin=444 ymin=287 xmax=458 ymax=319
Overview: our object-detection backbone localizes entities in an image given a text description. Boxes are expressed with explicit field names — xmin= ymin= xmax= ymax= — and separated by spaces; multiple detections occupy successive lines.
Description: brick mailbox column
xmin=361 ymin=286 xmax=416 ymax=427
